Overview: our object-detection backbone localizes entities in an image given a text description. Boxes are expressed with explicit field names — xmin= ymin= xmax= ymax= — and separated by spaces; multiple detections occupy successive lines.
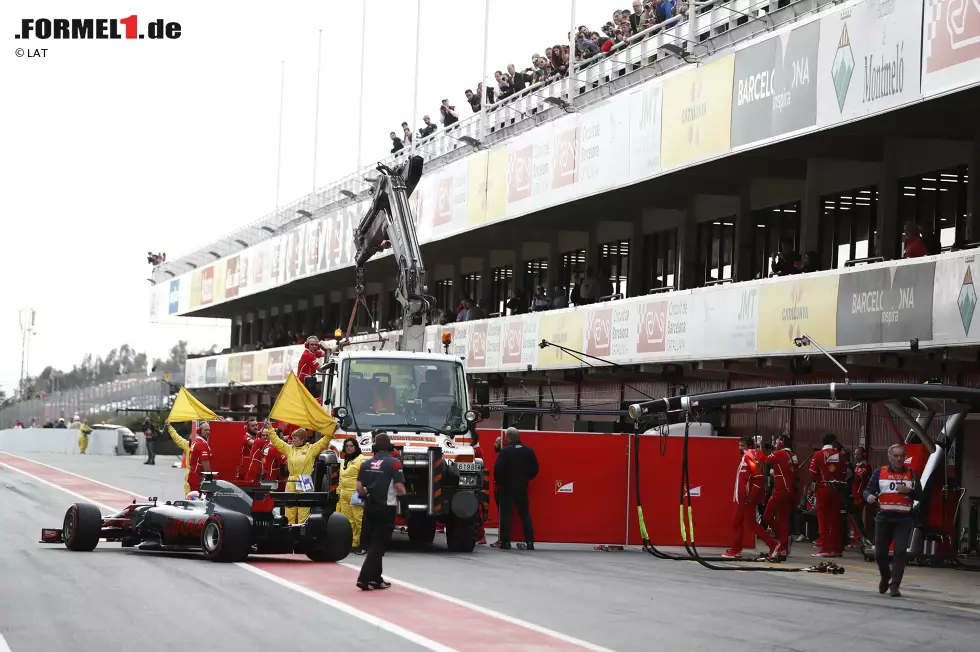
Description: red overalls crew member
xmin=237 ymin=416 xmax=261 ymax=479
xmin=297 ymin=336 xmax=327 ymax=383
xmin=809 ymin=433 xmax=847 ymax=557
xmin=724 ymin=437 xmax=778 ymax=559
xmin=762 ymin=434 xmax=798 ymax=560
xmin=850 ymin=447 xmax=872 ymax=547
xmin=187 ymin=421 xmax=213 ymax=493
xmin=242 ymin=427 xmax=287 ymax=489
xmin=474 ymin=436 xmax=488 ymax=545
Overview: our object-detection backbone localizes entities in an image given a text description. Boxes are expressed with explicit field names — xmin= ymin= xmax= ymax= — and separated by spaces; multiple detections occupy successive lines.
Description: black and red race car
xmin=41 ymin=470 xmax=353 ymax=563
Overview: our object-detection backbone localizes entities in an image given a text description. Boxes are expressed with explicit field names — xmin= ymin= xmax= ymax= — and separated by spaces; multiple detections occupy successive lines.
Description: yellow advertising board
xmin=757 ymin=275 xmax=839 ymax=352
xmin=485 ymin=145 xmax=508 ymax=222
xmin=537 ymin=311 xmax=585 ymax=368
xmin=661 ymin=55 xmax=735 ymax=169
xmin=467 ymin=151 xmax=489 ymax=227
xmin=190 ymin=270 xmax=203 ymax=309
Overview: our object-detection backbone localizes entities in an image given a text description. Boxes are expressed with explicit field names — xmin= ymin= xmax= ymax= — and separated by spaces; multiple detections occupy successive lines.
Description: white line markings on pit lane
xmin=0 ymin=460 xmax=115 ymax=514
xmin=237 ymin=564 xmax=457 ymax=652
xmin=337 ymin=562 xmax=617 ymax=652
xmin=2 ymin=454 xmax=614 ymax=652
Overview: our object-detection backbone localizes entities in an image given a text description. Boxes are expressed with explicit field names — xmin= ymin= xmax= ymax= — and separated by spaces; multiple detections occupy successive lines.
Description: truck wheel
xmin=445 ymin=518 xmax=477 ymax=553
xmin=202 ymin=513 xmax=251 ymax=563
xmin=64 ymin=503 xmax=102 ymax=551
xmin=407 ymin=515 xmax=437 ymax=547
xmin=306 ymin=512 xmax=353 ymax=562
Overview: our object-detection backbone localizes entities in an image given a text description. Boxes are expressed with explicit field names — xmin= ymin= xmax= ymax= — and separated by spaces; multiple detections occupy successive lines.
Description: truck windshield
xmin=343 ymin=358 xmax=467 ymax=434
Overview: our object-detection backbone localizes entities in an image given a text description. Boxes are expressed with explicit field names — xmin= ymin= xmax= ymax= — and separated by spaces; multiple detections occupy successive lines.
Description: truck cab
xmin=319 ymin=348 xmax=486 ymax=551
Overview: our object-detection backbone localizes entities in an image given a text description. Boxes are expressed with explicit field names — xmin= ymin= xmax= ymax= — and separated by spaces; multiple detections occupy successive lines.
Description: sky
xmin=0 ymin=0 xmax=618 ymax=395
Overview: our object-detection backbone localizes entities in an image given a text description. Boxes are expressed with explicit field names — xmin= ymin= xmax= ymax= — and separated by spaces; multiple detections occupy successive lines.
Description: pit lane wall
xmin=0 ymin=429 xmax=126 ymax=456
xmin=151 ymin=0 xmax=980 ymax=321
xmin=184 ymin=248 xmax=979 ymax=387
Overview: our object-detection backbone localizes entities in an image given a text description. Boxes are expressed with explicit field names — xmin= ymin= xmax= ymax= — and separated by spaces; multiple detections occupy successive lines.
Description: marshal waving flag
xmin=167 ymin=387 xmax=219 ymax=423
xmin=269 ymin=371 xmax=337 ymax=434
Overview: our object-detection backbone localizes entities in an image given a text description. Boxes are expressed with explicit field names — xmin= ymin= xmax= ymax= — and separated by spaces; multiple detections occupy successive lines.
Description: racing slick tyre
xmin=445 ymin=517 xmax=478 ymax=553
xmin=63 ymin=503 xmax=102 ymax=552
xmin=407 ymin=515 xmax=437 ymax=547
xmin=201 ymin=513 xmax=251 ymax=563
xmin=306 ymin=512 xmax=353 ymax=562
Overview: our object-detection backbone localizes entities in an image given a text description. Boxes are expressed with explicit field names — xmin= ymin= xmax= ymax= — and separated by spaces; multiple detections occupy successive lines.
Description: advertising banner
xmin=816 ymin=0 xmax=923 ymax=127
xmin=730 ymin=19 xmax=821 ymax=148
xmin=538 ymin=310 xmax=585 ymax=368
xmin=466 ymin=151 xmax=489 ymax=227
xmin=661 ymin=55 xmax=735 ymax=169
xmin=757 ymin=274 xmax=839 ymax=352
xmin=922 ymin=0 xmax=980 ymax=95
xmin=932 ymin=251 xmax=980 ymax=342
xmin=485 ymin=146 xmax=508 ymax=222
xmin=576 ymin=98 xmax=630 ymax=197
xmin=627 ymin=82 xmax=664 ymax=181
xmin=702 ymin=285 xmax=759 ymax=356
xmin=836 ymin=261 xmax=936 ymax=346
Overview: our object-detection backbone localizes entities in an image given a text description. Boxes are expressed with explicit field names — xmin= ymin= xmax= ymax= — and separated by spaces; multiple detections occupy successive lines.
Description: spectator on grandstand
xmin=390 ymin=132 xmax=404 ymax=154
xmin=419 ymin=115 xmax=438 ymax=138
xmin=629 ymin=1 xmax=645 ymax=33
xmin=467 ymin=298 xmax=487 ymax=321
xmin=481 ymin=82 xmax=494 ymax=106
xmin=657 ymin=0 xmax=677 ymax=23
xmin=801 ymin=251 xmax=819 ymax=274
xmin=147 ymin=252 xmax=166 ymax=265
xmin=550 ymin=45 xmax=569 ymax=77
xmin=577 ymin=268 xmax=601 ymax=305
xmin=494 ymin=71 xmax=513 ymax=101
xmin=903 ymin=222 xmax=929 ymax=258
xmin=465 ymin=88 xmax=480 ymax=113
xmin=531 ymin=56 xmax=551 ymax=84
xmin=551 ymin=285 xmax=569 ymax=309
xmin=507 ymin=64 xmax=532 ymax=93
xmin=506 ymin=288 xmax=527 ymax=315
xmin=532 ymin=286 xmax=550 ymax=312
xmin=401 ymin=122 xmax=413 ymax=144
xmin=771 ymin=239 xmax=802 ymax=276
xmin=440 ymin=100 xmax=459 ymax=127
xmin=576 ymin=32 xmax=600 ymax=60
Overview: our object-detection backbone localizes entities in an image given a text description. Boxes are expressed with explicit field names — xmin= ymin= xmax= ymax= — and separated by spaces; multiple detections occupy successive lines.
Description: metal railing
xmin=0 ymin=371 xmax=182 ymax=428
xmin=152 ymin=0 xmax=834 ymax=285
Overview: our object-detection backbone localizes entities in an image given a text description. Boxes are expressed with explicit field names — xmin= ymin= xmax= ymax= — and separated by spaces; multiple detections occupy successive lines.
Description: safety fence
xmin=0 ymin=428 xmax=135 ymax=457
xmin=0 ymin=371 xmax=181 ymax=428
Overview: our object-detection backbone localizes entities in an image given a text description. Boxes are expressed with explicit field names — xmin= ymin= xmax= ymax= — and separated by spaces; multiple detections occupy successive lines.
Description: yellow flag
xmin=168 ymin=387 xmax=219 ymax=423
xmin=269 ymin=372 xmax=337 ymax=433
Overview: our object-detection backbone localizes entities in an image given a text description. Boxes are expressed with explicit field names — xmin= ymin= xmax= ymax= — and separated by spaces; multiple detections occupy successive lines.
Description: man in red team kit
xmin=723 ymin=437 xmax=778 ymax=559
xmin=187 ymin=421 xmax=213 ymax=493
xmin=297 ymin=336 xmax=327 ymax=383
xmin=809 ymin=433 xmax=847 ymax=557
xmin=763 ymin=434 xmax=798 ymax=560
xmin=237 ymin=416 xmax=262 ymax=479
xmin=849 ymin=447 xmax=873 ymax=547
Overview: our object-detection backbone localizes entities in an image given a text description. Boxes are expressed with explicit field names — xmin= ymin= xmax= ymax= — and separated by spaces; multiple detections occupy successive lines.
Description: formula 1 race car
xmin=40 ymin=473 xmax=353 ymax=563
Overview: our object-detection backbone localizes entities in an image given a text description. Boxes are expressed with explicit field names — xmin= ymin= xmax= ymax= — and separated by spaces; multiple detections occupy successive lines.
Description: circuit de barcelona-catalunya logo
xmin=831 ymin=23 xmax=855 ymax=111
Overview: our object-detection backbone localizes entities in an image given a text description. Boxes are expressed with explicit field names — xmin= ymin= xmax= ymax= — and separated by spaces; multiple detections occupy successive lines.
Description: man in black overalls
xmin=355 ymin=430 xmax=406 ymax=591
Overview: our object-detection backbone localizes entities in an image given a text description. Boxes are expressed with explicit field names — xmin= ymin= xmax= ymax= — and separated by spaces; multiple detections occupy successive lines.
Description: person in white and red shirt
xmin=762 ymin=435 xmax=798 ymax=560
xmin=297 ymin=336 xmax=328 ymax=383
xmin=809 ymin=433 xmax=848 ymax=557
xmin=723 ymin=437 xmax=778 ymax=559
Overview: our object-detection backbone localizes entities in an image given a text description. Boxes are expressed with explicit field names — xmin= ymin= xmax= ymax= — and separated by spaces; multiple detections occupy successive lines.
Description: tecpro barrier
xmin=0 ymin=428 xmax=128 ymax=456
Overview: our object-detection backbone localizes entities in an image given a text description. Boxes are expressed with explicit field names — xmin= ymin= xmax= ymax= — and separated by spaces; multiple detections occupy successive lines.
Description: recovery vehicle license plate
xmin=455 ymin=462 xmax=478 ymax=472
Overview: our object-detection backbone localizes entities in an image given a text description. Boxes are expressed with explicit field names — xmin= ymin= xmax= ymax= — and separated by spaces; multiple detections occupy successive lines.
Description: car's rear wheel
xmin=445 ymin=517 xmax=477 ymax=553
xmin=407 ymin=515 xmax=437 ymax=547
xmin=306 ymin=512 xmax=353 ymax=562
xmin=64 ymin=503 xmax=102 ymax=551
xmin=201 ymin=513 xmax=251 ymax=563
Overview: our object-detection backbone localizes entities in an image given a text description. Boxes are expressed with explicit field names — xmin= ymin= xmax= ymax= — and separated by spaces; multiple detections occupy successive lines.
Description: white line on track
xmin=237 ymin=564 xmax=456 ymax=652
xmin=1 ymin=453 xmax=614 ymax=652
xmin=338 ymin=562 xmax=616 ymax=652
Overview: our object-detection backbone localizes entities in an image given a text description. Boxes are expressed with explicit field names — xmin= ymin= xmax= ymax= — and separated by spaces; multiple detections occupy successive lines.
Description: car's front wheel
xmin=64 ymin=503 xmax=102 ymax=551
xmin=201 ymin=513 xmax=251 ymax=563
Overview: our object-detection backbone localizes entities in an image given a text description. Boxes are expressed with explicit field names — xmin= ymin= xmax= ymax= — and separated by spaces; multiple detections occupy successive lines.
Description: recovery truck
xmin=315 ymin=156 xmax=487 ymax=552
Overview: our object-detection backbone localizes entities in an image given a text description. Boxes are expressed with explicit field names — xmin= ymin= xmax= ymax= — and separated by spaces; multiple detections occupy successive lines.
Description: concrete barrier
xmin=0 ymin=428 xmax=122 ymax=456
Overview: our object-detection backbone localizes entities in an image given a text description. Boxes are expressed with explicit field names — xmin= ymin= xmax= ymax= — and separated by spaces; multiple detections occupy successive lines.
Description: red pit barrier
xmin=477 ymin=429 xmax=746 ymax=548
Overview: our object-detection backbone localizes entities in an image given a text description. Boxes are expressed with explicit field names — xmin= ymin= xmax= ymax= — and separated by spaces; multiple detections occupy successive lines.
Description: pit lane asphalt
xmin=4 ymin=452 xmax=979 ymax=652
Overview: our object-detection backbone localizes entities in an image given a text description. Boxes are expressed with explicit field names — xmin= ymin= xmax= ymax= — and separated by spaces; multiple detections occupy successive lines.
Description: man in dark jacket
xmin=864 ymin=444 xmax=923 ymax=598
xmin=492 ymin=427 xmax=539 ymax=550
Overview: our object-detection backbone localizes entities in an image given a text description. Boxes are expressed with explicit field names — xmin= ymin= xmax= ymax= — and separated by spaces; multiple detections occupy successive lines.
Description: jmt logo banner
xmin=816 ymin=0 xmax=923 ymax=126
xmin=836 ymin=262 xmax=936 ymax=345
